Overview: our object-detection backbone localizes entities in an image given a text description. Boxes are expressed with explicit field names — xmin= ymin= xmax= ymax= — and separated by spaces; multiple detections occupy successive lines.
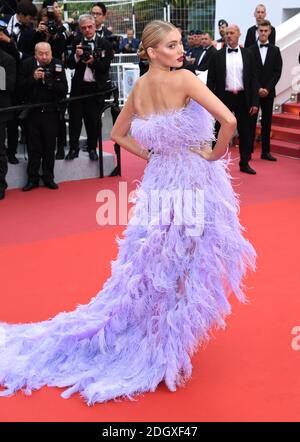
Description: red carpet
xmin=0 ymin=143 xmax=299 ymax=421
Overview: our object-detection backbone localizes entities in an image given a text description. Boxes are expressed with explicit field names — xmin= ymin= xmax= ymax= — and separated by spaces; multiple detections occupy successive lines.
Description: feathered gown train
xmin=0 ymin=100 xmax=256 ymax=404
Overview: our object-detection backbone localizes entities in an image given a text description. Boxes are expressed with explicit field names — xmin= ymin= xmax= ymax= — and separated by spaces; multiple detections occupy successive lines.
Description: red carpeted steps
xmin=270 ymin=95 xmax=300 ymax=158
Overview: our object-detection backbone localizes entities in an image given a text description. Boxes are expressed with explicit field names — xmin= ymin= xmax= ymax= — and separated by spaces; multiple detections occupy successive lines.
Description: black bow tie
xmin=84 ymin=40 xmax=94 ymax=44
xmin=228 ymin=48 xmax=238 ymax=53
xmin=202 ymin=48 xmax=208 ymax=51
xmin=260 ymin=43 xmax=269 ymax=48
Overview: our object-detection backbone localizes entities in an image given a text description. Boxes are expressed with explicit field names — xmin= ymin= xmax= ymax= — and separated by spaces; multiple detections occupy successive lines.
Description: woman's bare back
xmin=132 ymin=70 xmax=190 ymax=119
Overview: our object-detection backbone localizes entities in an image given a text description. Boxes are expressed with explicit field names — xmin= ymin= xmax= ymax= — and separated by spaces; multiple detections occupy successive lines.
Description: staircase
xmin=270 ymin=94 xmax=300 ymax=158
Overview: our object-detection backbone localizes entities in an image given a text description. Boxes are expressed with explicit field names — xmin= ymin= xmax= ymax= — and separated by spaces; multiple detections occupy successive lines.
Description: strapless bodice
xmin=130 ymin=99 xmax=215 ymax=154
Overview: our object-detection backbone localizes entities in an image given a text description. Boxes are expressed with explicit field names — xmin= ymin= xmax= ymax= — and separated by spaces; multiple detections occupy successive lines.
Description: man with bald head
xmin=207 ymin=24 xmax=259 ymax=174
xmin=245 ymin=4 xmax=276 ymax=47
xmin=18 ymin=42 xmax=68 ymax=190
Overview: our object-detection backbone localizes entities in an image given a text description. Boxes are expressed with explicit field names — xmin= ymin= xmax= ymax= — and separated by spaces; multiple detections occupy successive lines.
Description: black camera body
xmin=80 ymin=44 xmax=93 ymax=62
xmin=38 ymin=65 xmax=54 ymax=87
xmin=47 ymin=19 xmax=58 ymax=35
xmin=46 ymin=5 xmax=58 ymax=35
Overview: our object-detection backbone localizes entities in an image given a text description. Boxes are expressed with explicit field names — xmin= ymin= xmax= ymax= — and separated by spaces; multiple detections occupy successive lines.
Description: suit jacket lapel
xmin=263 ymin=45 xmax=272 ymax=68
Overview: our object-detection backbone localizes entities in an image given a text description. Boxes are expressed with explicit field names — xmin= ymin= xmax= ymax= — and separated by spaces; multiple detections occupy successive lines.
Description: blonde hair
xmin=138 ymin=20 xmax=177 ymax=60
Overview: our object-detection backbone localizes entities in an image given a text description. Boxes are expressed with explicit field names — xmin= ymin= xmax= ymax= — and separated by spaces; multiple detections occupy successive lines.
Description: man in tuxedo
xmin=244 ymin=4 xmax=276 ymax=47
xmin=194 ymin=32 xmax=217 ymax=71
xmin=0 ymin=48 xmax=16 ymax=200
xmin=207 ymin=25 xmax=259 ymax=175
xmin=66 ymin=14 xmax=113 ymax=161
xmin=248 ymin=20 xmax=283 ymax=161
xmin=91 ymin=2 xmax=112 ymax=39
xmin=5 ymin=0 xmax=37 ymax=165
xmin=19 ymin=42 xmax=68 ymax=191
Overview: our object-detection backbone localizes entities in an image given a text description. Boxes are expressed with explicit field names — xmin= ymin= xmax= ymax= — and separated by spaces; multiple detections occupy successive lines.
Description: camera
xmin=39 ymin=66 xmax=54 ymax=87
xmin=46 ymin=5 xmax=58 ymax=35
xmin=80 ymin=44 xmax=93 ymax=62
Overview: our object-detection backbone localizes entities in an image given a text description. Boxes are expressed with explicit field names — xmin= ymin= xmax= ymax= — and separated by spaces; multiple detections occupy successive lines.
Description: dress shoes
xmin=0 ymin=189 xmax=5 ymax=200
xmin=89 ymin=149 xmax=98 ymax=161
xmin=65 ymin=149 xmax=79 ymax=160
xmin=240 ymin=164 xmax=257 ymax=175
xmin=55 ymin=148 xmax=65 ymax=160
xmin=43 ymin=179 xmax=59 ymax=190
xmin=23 ymin=181 xmax=39 ymax=191
xmin=8 ymin=155 xmax=19 ymax=164
xmin=261 ymin=152 xmax=277 ymax=161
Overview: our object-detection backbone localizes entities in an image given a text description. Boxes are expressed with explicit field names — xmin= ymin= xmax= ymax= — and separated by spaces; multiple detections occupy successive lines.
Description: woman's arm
xmin=181 ymin=70 xmax=237 ymax=161
xmin=111 ymin=90 xmax=150 ymax=161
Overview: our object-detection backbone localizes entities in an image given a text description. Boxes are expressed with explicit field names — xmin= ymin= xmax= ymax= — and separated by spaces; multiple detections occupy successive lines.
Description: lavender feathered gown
xmin=0 ymin=100 xmax=256 ymax=405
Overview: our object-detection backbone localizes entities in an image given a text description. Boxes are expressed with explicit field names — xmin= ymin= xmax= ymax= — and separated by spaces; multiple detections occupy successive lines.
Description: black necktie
xmin=260 ymin=43 xmax=269 ymax=48
xmin=228 ymin=48 xmax=238 ymax=53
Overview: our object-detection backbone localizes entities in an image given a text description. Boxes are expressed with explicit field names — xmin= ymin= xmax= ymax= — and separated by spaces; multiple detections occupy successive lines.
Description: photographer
xmin=6 ymin=0 xmax=37 ymax=60
xmin=0 ymin=47 xmax=16 ymax=200
xmin=66 ymin=14 xmax=113 ymax=161
xmin=5 ymin=1 xmax=37 ymax=164
xmin=18 ymin=42 xmax=68 ymax=191
xmin=119 ymin=28 xmax=139 ymax=54
xmin=35 ymin=6 xmax=67 ymax=61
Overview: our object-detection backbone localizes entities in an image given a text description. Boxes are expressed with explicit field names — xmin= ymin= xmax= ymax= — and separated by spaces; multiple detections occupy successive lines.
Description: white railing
xmin=110 ymin=53 xmax=140 ymax=106
xmin=275 ymin=12 xmax=300 ymax=106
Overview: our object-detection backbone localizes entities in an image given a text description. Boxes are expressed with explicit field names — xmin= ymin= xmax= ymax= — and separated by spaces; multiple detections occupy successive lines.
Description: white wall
xmin=215 ymin=0 xmax=300 ymax=42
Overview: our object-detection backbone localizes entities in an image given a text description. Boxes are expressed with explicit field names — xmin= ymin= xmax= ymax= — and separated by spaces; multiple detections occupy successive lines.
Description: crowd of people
xmin=0 ymin=1 xmax=283 ymax=200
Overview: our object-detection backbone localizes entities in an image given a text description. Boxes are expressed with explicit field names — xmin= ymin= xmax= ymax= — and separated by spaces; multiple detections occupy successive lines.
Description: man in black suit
xmin=244 ymin=4 xmax=276 ymax=47
xmin=194 ymin=32 xmax=217 ymax=71
xmin=0 ymin=48 xmax=16 ymax=200
xmin=66 ymin=14 xmax=113 ymax=161
xmin=91 ymin=2 xmax=112 ymax=39
xmin=5 ymin=0 xmax=37 ymax=165
xmin=248 ymin=20 xmax=283 ymax=161
xmin=19 ymin=42 xmax=68 ymax=191
xmin=207 ymin=24 xmax=259 ymax=175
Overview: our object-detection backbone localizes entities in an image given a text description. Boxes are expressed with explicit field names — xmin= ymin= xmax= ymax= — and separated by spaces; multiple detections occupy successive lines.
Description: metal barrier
xmin=110 ymin=53 xmax=140 ymax=106
xmin=0 ymin=87 xmax=122 ymax=179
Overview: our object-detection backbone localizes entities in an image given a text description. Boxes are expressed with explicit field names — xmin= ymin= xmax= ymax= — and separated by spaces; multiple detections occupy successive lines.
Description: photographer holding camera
xmin=0 ymin=47 xmax=16 ymax=200
xmin=18 ymin=42 xmax=68 ymax=191
xmin=66 ymin=14 xmax=113 ymax=161
xmin=35 ymin=4 xmax=68 ymax=61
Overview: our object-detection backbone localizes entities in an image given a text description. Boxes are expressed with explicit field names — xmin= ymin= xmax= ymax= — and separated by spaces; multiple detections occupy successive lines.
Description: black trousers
xmin=68 ymin=83 xmax=104 ymax=152
xmin=215 ymin=91 xmax=252 ymax=167
xmin=6 ymin=117 xmax=19 ymax=157
xmin=0 ymin=122 xmax=8 ymax=191
xmin=57 ymin=105 xmax=67 ymax=151
xmin=250 ymin=95 xmax=274 ymax=154
xmin=26 ymin=111 xmax=59 ymax=182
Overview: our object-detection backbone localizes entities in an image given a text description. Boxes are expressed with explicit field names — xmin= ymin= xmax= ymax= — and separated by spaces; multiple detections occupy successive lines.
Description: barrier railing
xmin=0 ymin=87 xmax=122 ymax=179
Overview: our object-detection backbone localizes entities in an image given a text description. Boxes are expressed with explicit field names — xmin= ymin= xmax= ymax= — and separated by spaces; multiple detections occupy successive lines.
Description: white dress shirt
xmin=6 ymin=14 xmax=21 ymax=39
xmin=75 ymin=34 xmax=96 ymax=82
xmin=225 ymin=46 xmax=244 ymax=92
xmin=258 ymin=40 xmax=269 ymax=65
xmin=198 ymin=45 xmax=211 ymax=66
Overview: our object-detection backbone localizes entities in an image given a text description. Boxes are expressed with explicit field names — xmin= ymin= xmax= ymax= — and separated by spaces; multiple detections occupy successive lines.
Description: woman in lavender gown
xmin=0 ymin=21 xmax=256 ymax=405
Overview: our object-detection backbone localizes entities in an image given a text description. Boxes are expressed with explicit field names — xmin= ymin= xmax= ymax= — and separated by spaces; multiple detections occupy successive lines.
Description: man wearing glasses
xmin=91 ymin=2 xmax=112 ymax=39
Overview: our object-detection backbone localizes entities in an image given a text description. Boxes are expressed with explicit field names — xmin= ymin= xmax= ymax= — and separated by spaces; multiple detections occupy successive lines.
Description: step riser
xmin=283 ymin=104 xmax=300 ymax=115
xmin=271 ymin=144 xmax=300 ymax=158
xmin=272 ymin=116 xmax=300 ymax=129
xmin=271 ymin=130 xmax=300 ymax=143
